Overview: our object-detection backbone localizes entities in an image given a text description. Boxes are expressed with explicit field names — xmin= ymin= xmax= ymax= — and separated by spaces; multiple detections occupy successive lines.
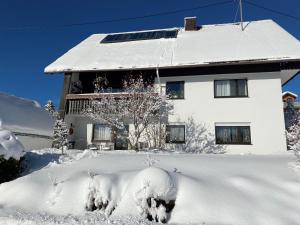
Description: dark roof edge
xmin=45 ymin=58 xmax=300 ymax=74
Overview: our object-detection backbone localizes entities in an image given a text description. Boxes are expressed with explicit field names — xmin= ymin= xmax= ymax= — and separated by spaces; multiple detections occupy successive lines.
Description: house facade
xmin=45 ymin=18 xmax=300 ymax=154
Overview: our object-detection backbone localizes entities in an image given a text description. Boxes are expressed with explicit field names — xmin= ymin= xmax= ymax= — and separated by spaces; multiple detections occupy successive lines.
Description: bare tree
xmin=84 ymin=75 xmax=172 ymax=151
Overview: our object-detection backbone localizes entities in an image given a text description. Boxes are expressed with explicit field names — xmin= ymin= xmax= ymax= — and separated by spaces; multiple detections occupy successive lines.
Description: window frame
xmin=166 ymin=81 xmax=185 ymax=100
xmin=214 ymin=79 xmax=248 ymax=98
xmin=166 ymin=124 xmax=186 ymax=144
xmin=215 ymin=126 xmax=251 ymax=145
xmin=92 ymin=124 xmax=112 ymax=142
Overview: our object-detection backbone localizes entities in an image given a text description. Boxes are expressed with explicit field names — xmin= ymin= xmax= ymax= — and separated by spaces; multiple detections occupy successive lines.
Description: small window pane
xmin=215 ymin=80 xmax=231 ymax=97
xmin=237 ymin=79 xmax=248 ymax=96
xmin=240 ymin=127 xmax=251 ymax=144
xmin=166 ymin=125 xmax=185 ymax=143
xmin=231 ymin=127 xmax=239 ymax=143
xmin=166 ymin=81 xmax=184 ymax=99
xmin=93 ymin=124 xmax=112 ymax=141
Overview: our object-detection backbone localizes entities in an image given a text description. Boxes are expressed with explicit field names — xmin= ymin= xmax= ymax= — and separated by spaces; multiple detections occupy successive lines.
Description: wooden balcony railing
xmin=66 ymin=93 xmax=134 ymax=115
xmin=65 ymin=91 xmax=160 ymax=115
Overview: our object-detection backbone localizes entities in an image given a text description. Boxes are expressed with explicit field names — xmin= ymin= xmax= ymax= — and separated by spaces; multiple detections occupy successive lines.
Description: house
xmin=45 ymin=17 xmax=300 ymax=154
xmin=283 ymin=91 xmax=300 ymax=128
xmin=0 ymin=92 xmax=53 ymax=150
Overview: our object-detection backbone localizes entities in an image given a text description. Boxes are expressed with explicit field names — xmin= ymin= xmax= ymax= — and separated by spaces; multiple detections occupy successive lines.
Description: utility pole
xmin=239 ymin=0 xmax=244 ymax=31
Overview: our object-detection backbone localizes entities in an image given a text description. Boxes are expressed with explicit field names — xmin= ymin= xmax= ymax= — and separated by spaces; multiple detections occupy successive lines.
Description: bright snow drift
xmin=0 ymin=150 xmax=300 ymax=225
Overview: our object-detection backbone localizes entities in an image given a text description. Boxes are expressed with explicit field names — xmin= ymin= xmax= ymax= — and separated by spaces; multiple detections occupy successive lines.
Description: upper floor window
xmin=93 ymin=124 xmax=112 ymax=142
xmin=215 ymin=126 xmax=251 ymax=145
xmin=166 ymin=125 xmax=185 ymax=143
xmin=214 ymin=79 xmax=248 ymax=98
xmin=166 ymin=81 xmax=184 ymax=99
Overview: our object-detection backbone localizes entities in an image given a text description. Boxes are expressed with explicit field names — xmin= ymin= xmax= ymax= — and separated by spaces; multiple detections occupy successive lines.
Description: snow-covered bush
xmin=132 ymin=167 xmax=176 ymax=223
xmin=286 ymin=112 xmax=300 ymax=162
xmin=0 ymin=128 xmax=25 ymax=183
xmin=168 ymin=117 xmax=226 ymax=154
xmin=85 ymin=167 xmax=177 ymax=223
xmin=86 ymin=174 xmax=120 ymax=217
xmin=53 ymin=119 xmax=69 ymax=154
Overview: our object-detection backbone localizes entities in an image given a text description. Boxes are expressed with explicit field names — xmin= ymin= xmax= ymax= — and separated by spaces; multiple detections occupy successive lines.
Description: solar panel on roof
xmin=101 ymin=30 xmax=178 ymax=44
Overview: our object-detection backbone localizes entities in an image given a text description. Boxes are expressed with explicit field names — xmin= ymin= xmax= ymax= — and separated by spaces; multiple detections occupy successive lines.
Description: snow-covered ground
xmin=0 ymin=149 xmax=300 ymax=225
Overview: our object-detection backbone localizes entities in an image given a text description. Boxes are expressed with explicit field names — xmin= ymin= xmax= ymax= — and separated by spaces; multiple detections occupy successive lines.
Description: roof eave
xmin=44 ymin=58 xmax=300 ymax=74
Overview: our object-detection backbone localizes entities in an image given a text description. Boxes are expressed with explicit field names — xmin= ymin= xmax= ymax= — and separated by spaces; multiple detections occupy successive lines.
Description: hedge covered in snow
xmin=0 ymin=128 xmax=25 ymax=183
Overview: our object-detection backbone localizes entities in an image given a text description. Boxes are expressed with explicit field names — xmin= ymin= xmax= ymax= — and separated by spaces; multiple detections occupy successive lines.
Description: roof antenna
xmin=239 ymin=0 xmax=244 ymax=31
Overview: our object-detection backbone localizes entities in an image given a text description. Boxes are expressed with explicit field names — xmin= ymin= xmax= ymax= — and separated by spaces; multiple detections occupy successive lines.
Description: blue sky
xmin=0 ymin=0 xmax=299 ymax=107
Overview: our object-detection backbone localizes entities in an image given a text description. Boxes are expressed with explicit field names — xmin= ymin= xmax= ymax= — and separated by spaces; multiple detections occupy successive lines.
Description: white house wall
xmin=65 ymin=71 xmax=286 ymax=154
xmin=158 ymin=71 xmax=287 ymax=154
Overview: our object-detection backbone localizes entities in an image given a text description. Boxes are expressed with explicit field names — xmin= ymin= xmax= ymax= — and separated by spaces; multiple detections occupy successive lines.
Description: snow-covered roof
xmin=0 ymin=93 xmax=53 ymax=137
xmin=282 ymin=91 xmax=298 ymax=98
xmin=45 ymin=20 xmax=300 ymax=74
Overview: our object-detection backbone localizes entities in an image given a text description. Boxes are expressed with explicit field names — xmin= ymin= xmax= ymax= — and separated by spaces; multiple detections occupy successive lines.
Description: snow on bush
xmin=0 ymin=128 xmax=25 ymax=160
xmin=85 ymin=167 xmax=176 ymax=223
xmin=286 ymin=112 xmax=300 ymax=162
xmin=0 ymin=128 xmax=25 ymax=183
xmin=168 ymin=117 xmax=226 ymax=154
xmin=131 ymin=167 xmax=176 ymax=223
xmin=86 ymin=173 xmax=122 ymax=217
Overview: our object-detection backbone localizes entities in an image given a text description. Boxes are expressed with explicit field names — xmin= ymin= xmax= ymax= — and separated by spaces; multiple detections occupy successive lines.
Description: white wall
xmin=157 ymin=71 xmax=287 ymax=154
xmin=64 ymin=115 xmax=95 ymax=149
xmin=65 ymin=71 xmax=287 ymax=154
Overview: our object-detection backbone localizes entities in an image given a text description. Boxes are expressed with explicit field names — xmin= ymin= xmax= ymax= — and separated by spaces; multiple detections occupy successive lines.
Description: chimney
xmin=184 ymin=17 xmax=198 ymax=31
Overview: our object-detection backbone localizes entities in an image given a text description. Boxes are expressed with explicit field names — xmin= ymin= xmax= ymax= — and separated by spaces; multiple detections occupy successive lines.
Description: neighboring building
xmin=45 ymin=18 xmax=300 ymax=154
xmin=283 ymin=91 xmax=300 ymax=128
xmin=0 ymin=92 xmax=53 ymax=150
xmin=283 ymin=91 xmax=298 ymax=103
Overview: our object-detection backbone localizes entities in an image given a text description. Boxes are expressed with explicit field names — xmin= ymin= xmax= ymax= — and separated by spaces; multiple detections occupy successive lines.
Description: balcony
xmin=66 ymin=90 xmax=128 ymax=115
xmin=65 ymin=89 xmax=156 ymax=115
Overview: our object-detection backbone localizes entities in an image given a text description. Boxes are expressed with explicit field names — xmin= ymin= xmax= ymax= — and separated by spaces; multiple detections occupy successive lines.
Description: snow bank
xmin=0 ymin=151 xmax=300 ymax=225
xmin=0 ymin=128 xmax=25 ymax=160
xmin=0 ymin=92 xmax=53 ymax=137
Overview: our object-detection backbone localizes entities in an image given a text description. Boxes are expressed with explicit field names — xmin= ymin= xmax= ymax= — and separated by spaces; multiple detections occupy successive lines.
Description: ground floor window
xmin=215 ymin=126 xmax=251 ymax=145
xmin=166 ymin=125 xmax=185 ymax=143
xmin=93 ymin=124 xmax=112 ymax=141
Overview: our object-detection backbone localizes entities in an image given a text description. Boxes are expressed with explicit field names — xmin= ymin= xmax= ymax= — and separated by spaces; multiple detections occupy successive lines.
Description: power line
xmin=244 ymin=0 xmax=300 ymax=20
xmin=3 ymin=0 xmax=233 ymax=31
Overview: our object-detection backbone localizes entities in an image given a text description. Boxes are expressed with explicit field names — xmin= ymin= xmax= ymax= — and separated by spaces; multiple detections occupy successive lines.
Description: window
xmin=166 ymin=81 xmax=184 ymax=99
xmin=215 ymin=126 xmax=251 ymax=145
xmin=101 ymin=30 xmax=178 ymax=44
xmin=214 ymin=79 xmax=248 ymax=97
xmin=166 ymin=125 xmax=185 ymax=143
xmin=93 ymin=124 xmax=112 ymax=142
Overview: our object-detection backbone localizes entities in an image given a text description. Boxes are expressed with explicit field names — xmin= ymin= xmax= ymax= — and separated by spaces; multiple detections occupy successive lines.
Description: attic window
xmin=101 ymin=30 xmax=178 ymax=44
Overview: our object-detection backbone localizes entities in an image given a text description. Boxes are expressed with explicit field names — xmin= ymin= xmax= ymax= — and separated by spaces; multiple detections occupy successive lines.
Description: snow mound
xmin=1 ymin=151 xmax=300 ymax=225
xmin=0 ymin=92 xmax=53 ymax=136
xmin=0 ymin=128 xmax=25 ymax=160
xmin=86 ymin=167 xmax=177 ymax=223
xmin=129 ymin=167 xmax=176 ymax=223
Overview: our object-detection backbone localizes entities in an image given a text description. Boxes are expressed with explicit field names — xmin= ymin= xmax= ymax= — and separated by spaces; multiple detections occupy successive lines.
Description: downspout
xmin=156 ymin=66 xmax=162 ymax=149
xmin=156 ymin=66 xmax=161 ymax=94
